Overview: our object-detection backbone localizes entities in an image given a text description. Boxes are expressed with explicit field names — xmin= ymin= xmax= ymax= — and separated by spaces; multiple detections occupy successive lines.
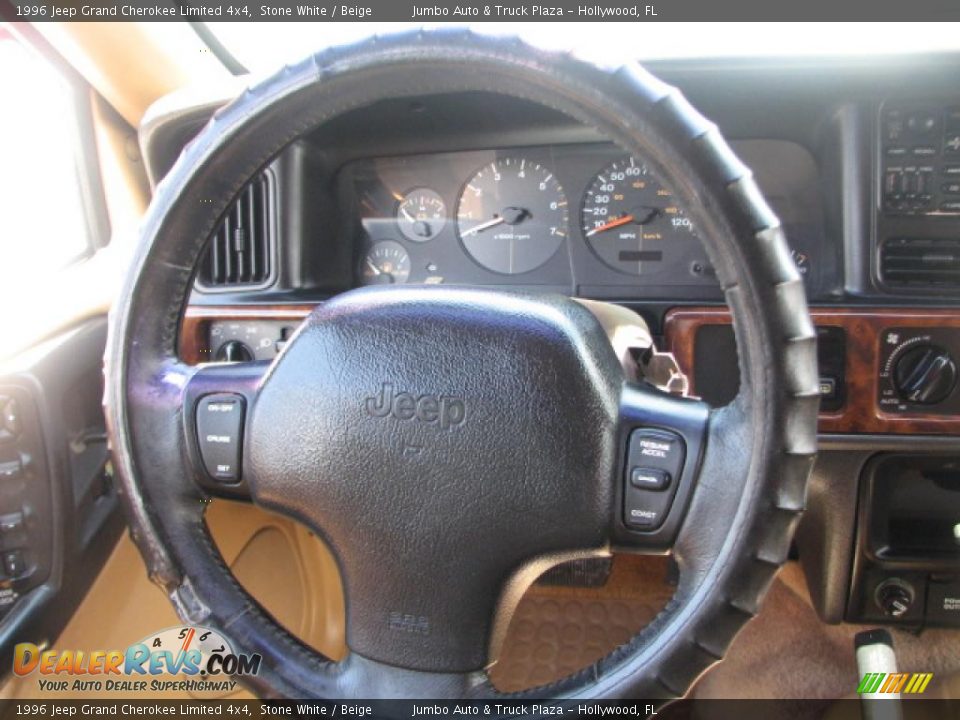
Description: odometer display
xmin=581 ymin=157 xmax=697 ymax=276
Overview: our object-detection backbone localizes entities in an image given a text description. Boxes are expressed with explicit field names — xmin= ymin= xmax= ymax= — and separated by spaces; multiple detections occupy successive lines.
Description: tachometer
xmin=581 ymin=157 xmax=696 ymax=276
xmin=456 ymin=158 xmax=568 ymax=275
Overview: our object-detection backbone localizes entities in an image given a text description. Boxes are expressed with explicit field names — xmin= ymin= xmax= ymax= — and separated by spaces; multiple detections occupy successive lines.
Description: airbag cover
xmin=247 ymin=286 xmax=622 ymax=671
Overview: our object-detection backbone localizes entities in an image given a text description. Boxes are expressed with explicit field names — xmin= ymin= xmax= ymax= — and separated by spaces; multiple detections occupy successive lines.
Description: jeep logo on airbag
xmin=363 ymin=383 xmax=467 ymax=430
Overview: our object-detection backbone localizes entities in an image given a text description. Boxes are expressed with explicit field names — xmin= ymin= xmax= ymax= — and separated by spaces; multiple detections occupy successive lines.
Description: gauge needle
xmin=585 ymin=214 xmax=636 ymax=237
xmin=461 ymin=216 xmax=506 ymax=237
xmin=365 ymin=258 xmax=382 ymax=275
xmin=400 ymin=207 xmax=415 ymax=222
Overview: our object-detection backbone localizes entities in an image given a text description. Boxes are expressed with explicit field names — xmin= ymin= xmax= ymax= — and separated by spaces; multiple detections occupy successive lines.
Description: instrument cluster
xmin=342 ymin=142 xmax=827 ymax=298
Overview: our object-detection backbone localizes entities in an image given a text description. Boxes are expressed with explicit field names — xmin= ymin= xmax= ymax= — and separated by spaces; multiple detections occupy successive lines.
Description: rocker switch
xmin=195 ymin=394 xmax=245 ymax=483
xmin=624 ymin=429 xmax=685 ymax=531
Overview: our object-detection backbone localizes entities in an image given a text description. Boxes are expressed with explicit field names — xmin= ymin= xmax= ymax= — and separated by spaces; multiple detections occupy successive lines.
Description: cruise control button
xmin=626 ymin=505 xmax=662 ymax=528
xmin=195 ymin=394 xmax=245 ymax=482
xmin=635 ymin=436 xmax=681 ymax=465
xmin=630 ymin=467 xmax=670 ymax=491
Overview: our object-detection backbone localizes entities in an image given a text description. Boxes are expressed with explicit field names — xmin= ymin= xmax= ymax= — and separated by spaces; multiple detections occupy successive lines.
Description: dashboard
xmin=343 ymin=141 xmax=828 ymax=299
xmin=142 ymin=52 xmax=960 ymax=640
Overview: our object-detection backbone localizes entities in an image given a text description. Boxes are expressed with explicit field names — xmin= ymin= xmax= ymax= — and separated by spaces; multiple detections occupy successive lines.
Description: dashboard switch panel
xmin=0 ymin=385 xmax=55 ymax=616
xmin=623 ymin=429 xmax=685 ymax=531
xmin=881 ymin=102 xmax=960 ymax=216
xmin=208 ymin=320 xmax=298 ymax=362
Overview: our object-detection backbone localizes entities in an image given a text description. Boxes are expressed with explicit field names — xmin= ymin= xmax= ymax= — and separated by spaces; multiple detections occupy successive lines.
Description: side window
xmin=0 ymin=31 xmax=103 ymax=292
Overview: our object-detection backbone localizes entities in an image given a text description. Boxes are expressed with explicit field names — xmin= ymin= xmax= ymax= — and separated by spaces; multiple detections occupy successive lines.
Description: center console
xmin=849 ymin=455 xmax=960 ymax=628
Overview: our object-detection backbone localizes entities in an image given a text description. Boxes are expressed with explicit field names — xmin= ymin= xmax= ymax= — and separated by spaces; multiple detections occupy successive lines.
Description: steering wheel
xmin=105 ymin=31 xmax=819 ymax=702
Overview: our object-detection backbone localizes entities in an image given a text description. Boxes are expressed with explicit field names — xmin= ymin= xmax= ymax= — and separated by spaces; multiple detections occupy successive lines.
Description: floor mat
xmin=490 ymin=555 xmax=675 ymax=692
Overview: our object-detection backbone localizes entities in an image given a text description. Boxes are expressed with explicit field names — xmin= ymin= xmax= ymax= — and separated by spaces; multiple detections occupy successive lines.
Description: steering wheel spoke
xmin=182 ymin=360 xmax=268 ymax=500
xmin=613 ymin=382 xmax=710 ymax=551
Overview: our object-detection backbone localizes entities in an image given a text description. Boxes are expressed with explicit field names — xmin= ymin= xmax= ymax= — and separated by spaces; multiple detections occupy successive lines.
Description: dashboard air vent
xmin=881 ymin=238 xmax=960 ymax=290
xmin=198 ymin=171 xmax=275 ymax=289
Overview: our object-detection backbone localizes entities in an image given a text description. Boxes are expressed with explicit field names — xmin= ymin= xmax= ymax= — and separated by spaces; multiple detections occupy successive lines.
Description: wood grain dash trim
xmin=664 ymin=306 xmax=960 ymax=435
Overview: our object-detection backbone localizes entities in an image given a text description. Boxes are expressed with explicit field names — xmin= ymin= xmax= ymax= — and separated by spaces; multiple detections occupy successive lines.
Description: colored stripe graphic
xmin=904 ymin=674 xmax=920 ymax=693
xmin=858 ymin=672 xmax=934 ymax=694
xmin=892 ymin=673 xmax=909 ymax=693
xmin=879 ymin=673 xmax=900 ymax=693
xmin=910 ymin=673 xmax=933 ymax=694
xmin=856 ymin=673 xmax=878 ymax=694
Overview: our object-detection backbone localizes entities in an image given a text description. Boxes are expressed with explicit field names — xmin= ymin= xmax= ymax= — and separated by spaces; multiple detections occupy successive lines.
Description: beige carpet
xmin=693 ymin=563 xmax=960 ymax=701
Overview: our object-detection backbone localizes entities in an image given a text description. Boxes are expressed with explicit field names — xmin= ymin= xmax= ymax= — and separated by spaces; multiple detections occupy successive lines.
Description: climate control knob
xmin=893 ymin=344 xmax=957 ymax=405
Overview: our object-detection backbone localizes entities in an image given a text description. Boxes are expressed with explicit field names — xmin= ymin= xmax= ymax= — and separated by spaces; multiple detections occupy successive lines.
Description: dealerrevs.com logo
xmin=13 ymin=626 xmax=261 ymax=694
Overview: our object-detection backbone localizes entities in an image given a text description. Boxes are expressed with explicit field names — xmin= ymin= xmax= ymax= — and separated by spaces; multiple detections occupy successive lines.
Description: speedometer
xmin=581 ymin=157 xmax=697 ymax=276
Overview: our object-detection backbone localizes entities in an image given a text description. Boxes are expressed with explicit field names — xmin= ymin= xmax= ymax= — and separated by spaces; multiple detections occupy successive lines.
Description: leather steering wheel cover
xmin=104 ymin=30 xmax=819 ymax=701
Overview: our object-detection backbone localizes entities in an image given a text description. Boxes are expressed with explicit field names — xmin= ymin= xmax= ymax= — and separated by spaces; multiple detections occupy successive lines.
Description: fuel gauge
xmin=397 ymin=188 xmax=446 ymax=242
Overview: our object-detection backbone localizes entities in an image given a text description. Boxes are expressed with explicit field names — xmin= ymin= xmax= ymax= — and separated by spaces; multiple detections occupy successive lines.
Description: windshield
xmin=208 ymin=22 xmax=960 ymax=74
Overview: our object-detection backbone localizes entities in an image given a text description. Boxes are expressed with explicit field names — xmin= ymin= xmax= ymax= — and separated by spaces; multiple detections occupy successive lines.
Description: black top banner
xmin=6 ymin=0 xmax=960 ymax=21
